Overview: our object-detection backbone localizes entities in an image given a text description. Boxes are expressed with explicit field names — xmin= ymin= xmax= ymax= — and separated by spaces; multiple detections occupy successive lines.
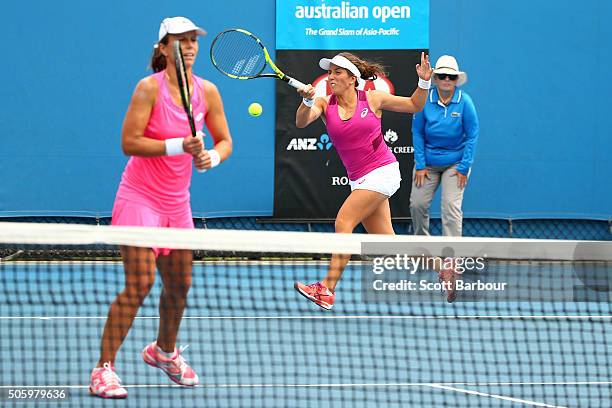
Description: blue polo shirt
xmin=412 ymin=87 xmax=479 ymax=175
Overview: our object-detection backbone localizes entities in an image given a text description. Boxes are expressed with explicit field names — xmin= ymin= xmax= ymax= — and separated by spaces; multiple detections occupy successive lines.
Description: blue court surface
xmin=1 ymin=260 xmax=610 ymax=407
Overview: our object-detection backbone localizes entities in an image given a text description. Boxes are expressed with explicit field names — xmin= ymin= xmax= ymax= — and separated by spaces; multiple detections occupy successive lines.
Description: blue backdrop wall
xmin=1 ymin=0 xmax=610 ymax=220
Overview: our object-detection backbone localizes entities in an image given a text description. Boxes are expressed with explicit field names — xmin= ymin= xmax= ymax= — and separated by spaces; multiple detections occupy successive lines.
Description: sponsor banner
xmin=276 ymin=0 xmax=429 ymax=50
xmin=273 ymin=50 xmax=422 ymax=219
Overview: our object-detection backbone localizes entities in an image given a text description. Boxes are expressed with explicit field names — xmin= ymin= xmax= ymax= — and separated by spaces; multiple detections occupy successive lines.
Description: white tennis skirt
xmin=349 ymin=161 xmax=402 ymax=197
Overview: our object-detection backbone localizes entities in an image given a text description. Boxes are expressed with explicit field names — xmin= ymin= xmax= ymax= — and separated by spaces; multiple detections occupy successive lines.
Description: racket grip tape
xmin=286 ymin=77 xmax=307 ymax=90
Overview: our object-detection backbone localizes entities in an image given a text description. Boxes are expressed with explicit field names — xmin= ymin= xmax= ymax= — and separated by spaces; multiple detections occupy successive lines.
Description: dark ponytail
xmin=150 ymin=35 xmax=170 ymax=72
xmin=338 ymin=52 xmax=386 ymax=86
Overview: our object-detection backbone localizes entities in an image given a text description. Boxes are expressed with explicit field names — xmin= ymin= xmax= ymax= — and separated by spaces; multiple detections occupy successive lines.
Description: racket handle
xmin=286 ymin=76 xmax=307 ymax=90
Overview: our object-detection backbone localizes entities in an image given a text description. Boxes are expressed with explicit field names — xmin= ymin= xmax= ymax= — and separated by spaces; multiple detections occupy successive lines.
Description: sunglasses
xmin=435 ymin=73 xmax=458 ymax=81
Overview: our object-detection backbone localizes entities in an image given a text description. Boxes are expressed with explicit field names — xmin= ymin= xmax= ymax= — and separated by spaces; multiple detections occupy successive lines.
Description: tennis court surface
xmin=1 ymin=223 xmax=610 ymax=407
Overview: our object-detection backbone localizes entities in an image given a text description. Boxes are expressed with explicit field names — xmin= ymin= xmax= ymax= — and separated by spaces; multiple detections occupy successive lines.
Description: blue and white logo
xmin=286 ymin=133 xmax=334 ymax=151
xmin=277 ymin=0 xmax=429 ymax=50
xmin=317 ymin=133 xmax=333 ymax=150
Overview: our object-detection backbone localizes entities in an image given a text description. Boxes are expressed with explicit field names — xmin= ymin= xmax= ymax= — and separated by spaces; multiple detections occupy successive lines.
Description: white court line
xmin=0 ymin=315 xmax=611 ymax=320
xmin=1 ymin=381 xmax=611 ymax=388
xmin=425 ymin=383 xmax=567 ymax=408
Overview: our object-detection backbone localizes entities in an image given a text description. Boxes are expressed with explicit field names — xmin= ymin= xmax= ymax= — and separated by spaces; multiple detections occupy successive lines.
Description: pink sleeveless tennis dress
xmin=325 ymin=90 xmax=400 ymax=196
xmin=112 ymin=70 xmax=207 ymax=256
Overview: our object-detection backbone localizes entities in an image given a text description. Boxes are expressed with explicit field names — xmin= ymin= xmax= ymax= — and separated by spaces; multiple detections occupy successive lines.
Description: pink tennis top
xmin=325 ymin=90 xmax=396 ymax=180
xmin=115 ymin=70 xmax=207 ymax=214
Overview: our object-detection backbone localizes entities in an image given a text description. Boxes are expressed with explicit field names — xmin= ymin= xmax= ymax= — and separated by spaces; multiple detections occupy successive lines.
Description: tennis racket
xmin=174 ymin=40 xmax=197 ymax=136
xmin=174 ymin=40 xmax=205 ymax=172
xmin=210 ymin=29 xmax=306 ymax=90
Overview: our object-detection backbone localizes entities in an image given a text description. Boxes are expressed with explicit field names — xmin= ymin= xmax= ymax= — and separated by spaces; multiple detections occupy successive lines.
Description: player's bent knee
xmin=164 ymin=279 xmax=192 ymax=299
xmin=335 ymin=217 xmax=357 ymax=233
xmin=122 ymin=282 xmax=155 ymax=305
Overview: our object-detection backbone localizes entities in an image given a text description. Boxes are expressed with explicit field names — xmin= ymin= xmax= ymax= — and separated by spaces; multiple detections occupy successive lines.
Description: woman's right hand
xmin=183 ymin=133 xmax=204 ymax=155
xmin=414 ymin=169 xmax=429 ymax=187
xmin=298 ymin=84 xmax=316 ymax=100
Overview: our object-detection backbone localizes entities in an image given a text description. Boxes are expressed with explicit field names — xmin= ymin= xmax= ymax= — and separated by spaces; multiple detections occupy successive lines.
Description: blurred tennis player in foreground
xmin=294 ymin=52 xmax=432 ymax=310
xmin=90 ymin=17 xmax=232 ymax=398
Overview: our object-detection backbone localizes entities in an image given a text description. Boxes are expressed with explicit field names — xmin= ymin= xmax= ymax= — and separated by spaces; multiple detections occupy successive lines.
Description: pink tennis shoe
xmin=294 ymin=281 xmax=335 ymax=310
xmin=142 ymin=342 xmax=199 ymax=386
xmin=438 ymin=258 xmax=458 ymax=303
xmin=89 ymin=362 xmax=128 ymax=399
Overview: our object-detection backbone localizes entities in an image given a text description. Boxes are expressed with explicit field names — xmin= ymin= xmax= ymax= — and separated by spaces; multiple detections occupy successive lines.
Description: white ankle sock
xmin=156 ymin=345 xmax=176 ymax=359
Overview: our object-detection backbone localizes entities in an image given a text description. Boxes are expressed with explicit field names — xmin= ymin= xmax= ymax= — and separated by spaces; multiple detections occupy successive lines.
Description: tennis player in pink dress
xmin=89 ymin=17 xmax=232 ymax=398
xmin=294 ymin=52 xmax=432 ymax=310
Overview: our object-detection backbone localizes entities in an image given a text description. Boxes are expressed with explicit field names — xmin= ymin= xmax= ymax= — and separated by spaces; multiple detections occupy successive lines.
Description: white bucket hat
xmin=433 ymin=55 xmax=467 ymax=86
xmin=319 ymin=54 xmax=364 ymax=86
xmin=158 ymin=17 xmax=206 ymax=41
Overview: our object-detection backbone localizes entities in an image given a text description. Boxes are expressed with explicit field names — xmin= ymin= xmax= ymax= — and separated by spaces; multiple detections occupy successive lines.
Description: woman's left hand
xmin=416 ymin=52 xmax=433 ymax=81
xmin=453 ymin=170 xmax=468 ymax=188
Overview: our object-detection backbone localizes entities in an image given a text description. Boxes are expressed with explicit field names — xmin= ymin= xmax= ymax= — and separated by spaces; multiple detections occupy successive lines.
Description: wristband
xmin=418 ymin=77 xmax=431 ymax=90
xmin=302 ymin=97 xmax=314 ymax=108
xmin=165 ymin=138 xmax=185 ymax=156
xmin=209 ymin=149 xmax=221 ymax=168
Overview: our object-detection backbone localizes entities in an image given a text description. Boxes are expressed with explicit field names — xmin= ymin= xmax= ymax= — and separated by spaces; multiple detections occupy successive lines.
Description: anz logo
xmin=287 ymin=133 xmax=333 ymax=151
xmin=317 ymin=134 xmax=333 ymax=150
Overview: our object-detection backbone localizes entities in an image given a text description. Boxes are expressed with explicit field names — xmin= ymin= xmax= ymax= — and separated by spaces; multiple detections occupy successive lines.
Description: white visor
xmin=319 ymin=55 xmax=363 ymax=86
xmin=159 ymin=17 xmax=206 ymax=41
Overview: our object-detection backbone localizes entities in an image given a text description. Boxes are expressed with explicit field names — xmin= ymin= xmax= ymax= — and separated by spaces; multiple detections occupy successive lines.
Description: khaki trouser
xmin=409 ymin=164 xmax=467 ymax=237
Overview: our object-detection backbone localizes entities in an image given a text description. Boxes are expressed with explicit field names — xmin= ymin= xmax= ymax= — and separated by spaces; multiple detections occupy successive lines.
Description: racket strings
xmin=211 ymin=31 xmax=266 ymax=77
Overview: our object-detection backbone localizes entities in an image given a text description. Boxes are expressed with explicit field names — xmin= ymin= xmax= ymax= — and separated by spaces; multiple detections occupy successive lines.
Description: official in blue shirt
xmin=410 ymin=55 xmax=479 ymax=237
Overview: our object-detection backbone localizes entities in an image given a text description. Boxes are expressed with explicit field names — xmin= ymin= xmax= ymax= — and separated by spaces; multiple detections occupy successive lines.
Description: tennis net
xmin=0 ymin=222 xmax=610 ymax=407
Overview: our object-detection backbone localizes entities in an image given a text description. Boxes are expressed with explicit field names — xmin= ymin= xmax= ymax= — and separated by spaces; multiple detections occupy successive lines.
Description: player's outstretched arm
xmin=295 ymin=85 xmax=325 ymax=128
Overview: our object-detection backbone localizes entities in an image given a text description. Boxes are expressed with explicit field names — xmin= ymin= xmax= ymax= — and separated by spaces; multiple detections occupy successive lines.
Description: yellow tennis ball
xmin=248 ymin=102 xmax=263 ymax=117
